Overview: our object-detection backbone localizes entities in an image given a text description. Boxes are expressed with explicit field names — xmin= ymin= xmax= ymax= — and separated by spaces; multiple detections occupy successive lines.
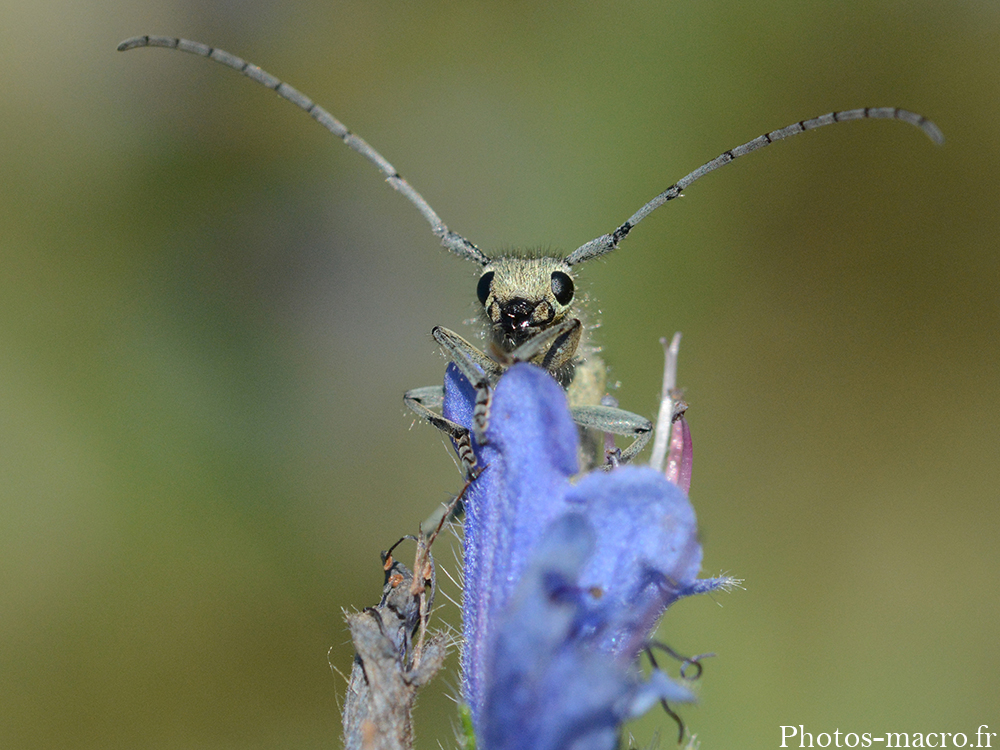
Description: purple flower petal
xmin=567 ymin=465 xmax=702 ymax=659
xmin=481 ymin=514 xmax=694 ymax=750
xmin=445 ymin=363 xmax=582 ymax=714
xmin=444 ymin=362 xmax=724 ymax=746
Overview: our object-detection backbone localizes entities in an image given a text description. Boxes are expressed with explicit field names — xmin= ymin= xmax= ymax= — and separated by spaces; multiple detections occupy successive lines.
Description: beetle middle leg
xmin=571 ymin=403 xmax=653 ymax=466
xmin=403 ymin=385 xmax=478 ymax=478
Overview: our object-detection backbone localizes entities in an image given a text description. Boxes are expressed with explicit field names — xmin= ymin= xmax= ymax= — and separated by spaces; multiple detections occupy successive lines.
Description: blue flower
xmin=443 ymin=362 xmax=728 ymax=749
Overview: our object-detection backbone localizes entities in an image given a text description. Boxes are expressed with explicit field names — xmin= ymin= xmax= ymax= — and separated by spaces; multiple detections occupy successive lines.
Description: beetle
xmin=118 ymin=35 xmax=942 ymax=476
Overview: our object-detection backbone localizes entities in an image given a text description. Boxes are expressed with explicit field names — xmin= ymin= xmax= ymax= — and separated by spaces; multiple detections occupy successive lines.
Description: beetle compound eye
xmin=477 ymin=271 xmax=495 ymax=305
xmin=550 ymin=271 xmax=574 ymax=306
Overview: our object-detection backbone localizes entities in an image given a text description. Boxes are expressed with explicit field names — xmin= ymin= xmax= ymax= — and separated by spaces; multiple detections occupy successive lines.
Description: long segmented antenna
xmin=566 ymin=108 xmax=944 ymax=265
xmin=117 ymin=35 xmax=490 ymax=267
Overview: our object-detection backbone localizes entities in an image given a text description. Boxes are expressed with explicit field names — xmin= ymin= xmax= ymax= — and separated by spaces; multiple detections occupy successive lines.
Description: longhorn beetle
xmin=118 ymin=36 xmax=943 ymax=476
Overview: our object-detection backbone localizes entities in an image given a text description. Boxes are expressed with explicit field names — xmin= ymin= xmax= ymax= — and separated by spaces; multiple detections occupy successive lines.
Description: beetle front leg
xmin=431 ymin=327 xmax=497 ymax=447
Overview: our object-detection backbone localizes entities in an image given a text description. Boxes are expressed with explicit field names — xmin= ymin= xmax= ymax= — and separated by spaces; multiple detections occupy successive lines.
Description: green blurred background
xmin=2 ymin=0 xmax=996 ymax=747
